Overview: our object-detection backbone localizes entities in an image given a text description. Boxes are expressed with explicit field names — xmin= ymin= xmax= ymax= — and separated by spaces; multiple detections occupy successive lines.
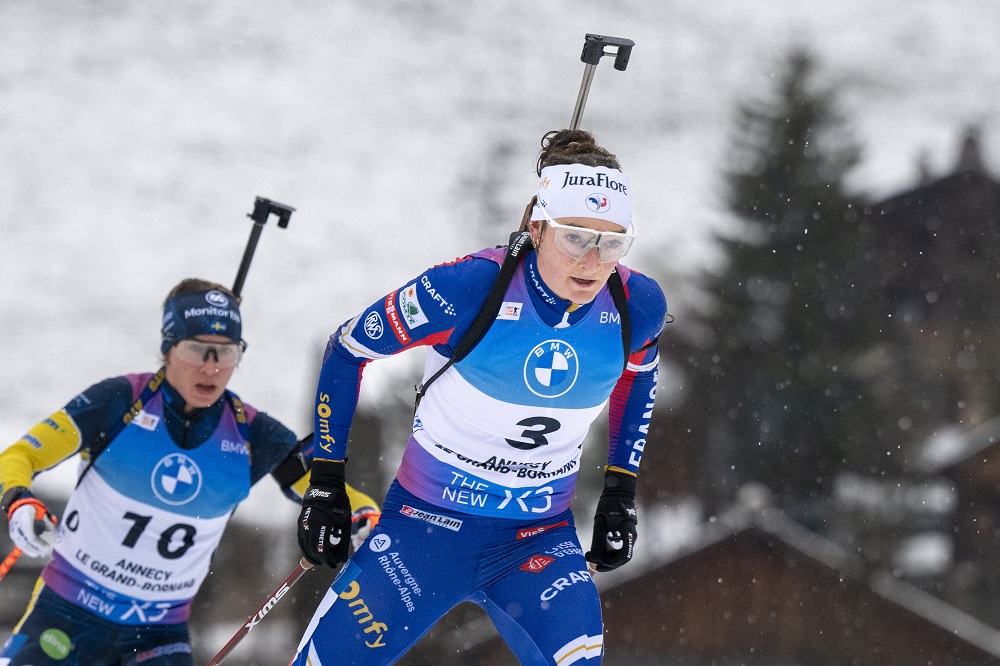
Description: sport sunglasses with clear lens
xmin=171 ymin=339 xmax=247 ymax=368
xmin=537 ymin=206 xmax=635 ymax=263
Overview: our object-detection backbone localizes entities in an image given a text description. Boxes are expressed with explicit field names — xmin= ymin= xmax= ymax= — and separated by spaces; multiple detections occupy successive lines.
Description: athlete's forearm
xmin=313 ymin=335 xmax=366 ymax=463
xmin=606 ymin=364 xmax=658 ymax=474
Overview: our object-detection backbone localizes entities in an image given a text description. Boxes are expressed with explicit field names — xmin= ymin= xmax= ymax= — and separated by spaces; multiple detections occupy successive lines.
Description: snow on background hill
xmin=2 ymin=0 xmax=999 ymax=524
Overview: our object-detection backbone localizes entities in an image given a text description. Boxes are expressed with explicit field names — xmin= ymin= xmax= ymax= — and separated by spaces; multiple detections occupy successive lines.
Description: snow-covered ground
xmin=2 ymin=1 xmax=999 ymax=531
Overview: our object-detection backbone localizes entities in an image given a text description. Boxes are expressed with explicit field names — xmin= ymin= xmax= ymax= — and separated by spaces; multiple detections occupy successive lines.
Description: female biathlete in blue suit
xmin=0 ymin=279 xmax=379 ymax=665
xmin=293 ymin=129 xmax=667 ymax=665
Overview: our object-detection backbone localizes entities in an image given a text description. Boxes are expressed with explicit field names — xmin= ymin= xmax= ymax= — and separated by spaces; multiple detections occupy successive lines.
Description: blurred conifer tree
xmin=668 ymin=48 xmax=895 ymax=511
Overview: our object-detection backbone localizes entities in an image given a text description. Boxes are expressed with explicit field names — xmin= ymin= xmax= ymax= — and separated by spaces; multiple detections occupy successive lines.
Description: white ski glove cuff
xmin=9 ymin=499 xmax=57 ymax=559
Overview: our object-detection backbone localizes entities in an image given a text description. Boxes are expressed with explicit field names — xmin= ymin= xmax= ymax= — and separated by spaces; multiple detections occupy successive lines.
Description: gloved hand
xmin=350 ymin=505 xmax=380 ymax=552
xmin=585 ymin=470 xmax=638 ymax=572
xmin=297 ymin=460 xmax=352 ymax=567
xmin=3 ymin=487 xmax=57 ymax=559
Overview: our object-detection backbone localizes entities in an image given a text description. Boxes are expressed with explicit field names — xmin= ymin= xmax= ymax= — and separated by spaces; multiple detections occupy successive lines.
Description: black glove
xmin=585 ymin=470 xmax=638 ymax=572
xmin=297 ymin=459 xmax=352 ymax=568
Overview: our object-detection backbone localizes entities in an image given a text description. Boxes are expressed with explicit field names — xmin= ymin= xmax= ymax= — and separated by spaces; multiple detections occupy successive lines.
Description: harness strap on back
xmin=607 ymin=268 xmax=630 ymax=374
xmin=414 ymin=230 xmax=533 ymax=410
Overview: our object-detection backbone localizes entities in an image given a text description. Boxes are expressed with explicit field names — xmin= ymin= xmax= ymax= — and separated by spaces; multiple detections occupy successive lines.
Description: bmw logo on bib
xmin=151 ymin=453 xmax=202 ymax=505
xmin=524 ymin=339 xmax=579 ymax=398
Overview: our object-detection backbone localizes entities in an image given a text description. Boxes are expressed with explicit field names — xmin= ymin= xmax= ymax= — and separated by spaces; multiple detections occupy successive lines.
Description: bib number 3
xmin=505 ymin=417 xmax=561 ymax=450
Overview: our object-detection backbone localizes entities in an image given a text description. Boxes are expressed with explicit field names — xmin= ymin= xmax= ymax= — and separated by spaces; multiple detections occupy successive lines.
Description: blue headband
xmin=160 ymin=289 xmax=242 ymax=354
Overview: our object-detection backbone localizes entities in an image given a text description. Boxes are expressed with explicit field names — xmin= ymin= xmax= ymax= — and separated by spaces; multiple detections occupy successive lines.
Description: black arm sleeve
xmin=247 ymin=411 xmax=300 ymax=485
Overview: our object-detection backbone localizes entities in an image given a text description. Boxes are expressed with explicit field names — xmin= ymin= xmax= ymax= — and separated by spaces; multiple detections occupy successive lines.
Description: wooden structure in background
xmin=456 ymin=505 xmax=1000 ymax=665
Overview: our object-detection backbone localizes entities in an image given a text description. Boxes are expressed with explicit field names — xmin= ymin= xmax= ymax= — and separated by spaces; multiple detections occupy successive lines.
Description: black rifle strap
xmin=74 ymin=368 xmax=165 ymax=488
xmin=74 ymin=369 xmax=252 ymax=489
xmin=607 ymin=268 xmax=631 ymax=374
xmin=414 ymin=231 xmax=533 ymax=410
xmin=414 ymin=231 xmax=637 ymax=411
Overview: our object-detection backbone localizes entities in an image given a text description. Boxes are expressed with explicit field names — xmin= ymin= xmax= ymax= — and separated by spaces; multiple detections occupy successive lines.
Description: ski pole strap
xmin=414 ymin=231 xmax=533 ymax=411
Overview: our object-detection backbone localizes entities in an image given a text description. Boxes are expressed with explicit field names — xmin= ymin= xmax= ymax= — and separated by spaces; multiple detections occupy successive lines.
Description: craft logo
xmin=524 ymin=340 xmax=579 ymax=398
xmin=364 ymin=311 xmax=384 ymax=340
xmin=586 ymin=193 xmax=610 ymax=213
xmin=398 ymin=284 xmax=428 ymax=329
xmin=151 ymin=453 xmax=202 ymax=505
xmin=205 ymin=290 xmax=229 ymax=307
xmin=520 ymin=555 xmax=555 ymax=573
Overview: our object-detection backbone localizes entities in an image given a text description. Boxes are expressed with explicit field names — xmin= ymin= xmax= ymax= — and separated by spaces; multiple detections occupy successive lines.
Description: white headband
xmin=531 ymin=163 xmax=632 ymax=230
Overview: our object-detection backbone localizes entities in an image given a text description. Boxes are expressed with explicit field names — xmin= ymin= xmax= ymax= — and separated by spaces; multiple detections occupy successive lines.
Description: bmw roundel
xmin=151 ymin=453 xmax=202 ymax=505
xmin=586 ymin=193 xmax=610 ymax=213
xmin=524 ymin=340 xmax=579 ymax=398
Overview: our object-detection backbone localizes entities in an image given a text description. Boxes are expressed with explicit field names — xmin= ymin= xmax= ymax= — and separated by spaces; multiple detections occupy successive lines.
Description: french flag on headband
xmin=531 ymin=163 xmax=632 ymax=230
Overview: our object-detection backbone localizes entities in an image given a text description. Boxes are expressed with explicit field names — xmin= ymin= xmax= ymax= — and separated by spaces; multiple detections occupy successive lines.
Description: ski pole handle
xmin=569 ymin=34 xmax=635 ymax=131
xmin=0 ymin=547 xmax=23 ymax=583
xmin=205 ymin=557 xmax=314 ymax=666
xmin=231 ymin=197 xmax=296 ymax=300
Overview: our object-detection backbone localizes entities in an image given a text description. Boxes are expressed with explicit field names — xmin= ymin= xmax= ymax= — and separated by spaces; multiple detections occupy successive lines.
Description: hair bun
xmin=536 ymin=129 xmax=621 ymax=175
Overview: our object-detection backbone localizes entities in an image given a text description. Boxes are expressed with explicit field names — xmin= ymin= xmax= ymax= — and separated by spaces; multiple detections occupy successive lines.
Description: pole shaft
xmin=205 ymin=557 xmax=313 ymax=666
xmin=0 ymin=547 xmax=22 ymax=583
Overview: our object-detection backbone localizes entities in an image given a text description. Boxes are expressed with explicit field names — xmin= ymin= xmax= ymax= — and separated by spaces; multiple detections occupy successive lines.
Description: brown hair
xmin=535 ymin=129 xmax=622 ymax=175
xmin=164 ymin=278 xmax=235 ymax=306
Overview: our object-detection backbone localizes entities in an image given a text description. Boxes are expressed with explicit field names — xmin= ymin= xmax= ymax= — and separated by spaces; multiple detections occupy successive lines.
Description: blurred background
xmin=2 ymin=1 xmax=1000 ymax=664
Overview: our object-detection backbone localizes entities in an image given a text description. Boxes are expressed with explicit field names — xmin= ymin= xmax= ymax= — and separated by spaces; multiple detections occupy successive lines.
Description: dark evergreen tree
xmin=674 ymin=49 xmax=891 ymax=510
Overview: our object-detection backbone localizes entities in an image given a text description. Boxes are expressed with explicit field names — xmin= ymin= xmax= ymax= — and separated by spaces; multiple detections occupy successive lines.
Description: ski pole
xmin=569 ymin=34 xmax=635 ymax=130
xmin=0 ymin=547 xmax=22 ymax=583
xmin=205 ymin=556 xmax=314 ymax=666
xmin=232 ymin=197 xmax=296 ymax=300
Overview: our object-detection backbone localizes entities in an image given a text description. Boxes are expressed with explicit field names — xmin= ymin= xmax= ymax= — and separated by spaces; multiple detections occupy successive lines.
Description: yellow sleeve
xmin=0 ymin=410 xmax=82 ymax=496
xmin=286 ymin=473 xmax=380 ymax=514
xmin=287 ymin=473 xmax=380 ymax=512
xmin=345 ymin=484 xmax=380 ymax=513
xmin=288 ymin=473 xmax=310 ymax=501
